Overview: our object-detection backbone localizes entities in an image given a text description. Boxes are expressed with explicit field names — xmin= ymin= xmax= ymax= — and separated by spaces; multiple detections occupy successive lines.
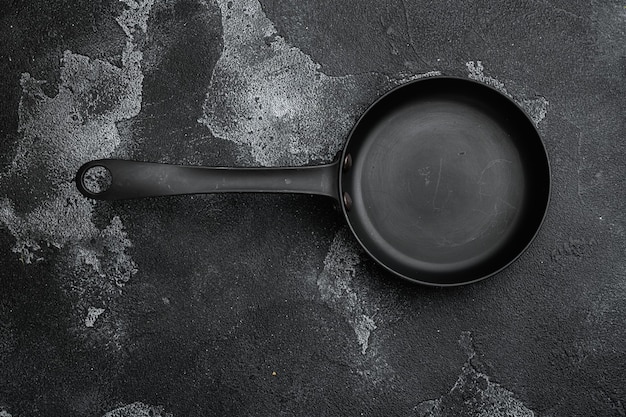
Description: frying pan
xmin=76 ymin=76 xmax=550 ymax=286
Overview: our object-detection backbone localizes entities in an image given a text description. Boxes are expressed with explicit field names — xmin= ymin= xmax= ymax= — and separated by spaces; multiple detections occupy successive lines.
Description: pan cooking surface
xmin=341 ymin=78 xmax=550 ymax=285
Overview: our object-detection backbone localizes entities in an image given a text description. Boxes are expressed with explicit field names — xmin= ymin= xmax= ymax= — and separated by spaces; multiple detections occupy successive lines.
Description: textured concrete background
xmin=0 ymin=0 xmax=625 ymax=416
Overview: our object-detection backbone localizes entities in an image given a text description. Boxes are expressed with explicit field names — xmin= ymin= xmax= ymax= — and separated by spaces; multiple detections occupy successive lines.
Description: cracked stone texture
xmin=1 ymin=0 xmax=625 ymax=416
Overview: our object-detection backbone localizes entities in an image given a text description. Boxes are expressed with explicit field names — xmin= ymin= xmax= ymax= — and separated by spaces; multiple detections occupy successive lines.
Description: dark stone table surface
xmin=1 ymin=0 xmax=624 ymax=416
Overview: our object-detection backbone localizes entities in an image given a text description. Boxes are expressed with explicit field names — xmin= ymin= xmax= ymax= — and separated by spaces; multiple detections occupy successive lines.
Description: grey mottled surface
xmin=1 ymin=0 xmax=625 ymax=416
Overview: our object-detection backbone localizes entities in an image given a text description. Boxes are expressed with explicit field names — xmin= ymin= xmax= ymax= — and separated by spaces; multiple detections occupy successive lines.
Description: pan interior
xmin=341 ymin=78 xmax=549 ymax=285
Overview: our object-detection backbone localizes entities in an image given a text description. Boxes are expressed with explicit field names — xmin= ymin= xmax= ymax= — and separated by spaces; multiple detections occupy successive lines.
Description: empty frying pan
xmin=76 ymin=76 xmax=550 ymax=286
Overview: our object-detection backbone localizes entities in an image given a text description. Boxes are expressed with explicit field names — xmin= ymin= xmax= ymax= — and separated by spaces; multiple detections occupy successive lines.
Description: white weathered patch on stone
xmin=466 ymin=60 xmax=510 ymax=96
xmin=199 ymin=0 xmax=390 ymax=166
xmin=466 ymin=60 xmax=549 ymax=127
xmin=85 ymin=307 xmax=106 ymax=328
xmin=0 ymin=1 xmax=152 ymax=286
xmin=317 ymin=228 xmax=378 ymax=354
xmin=520 ymin=96 xmax=549 ymax=126
xmin=102 ymin=402 xmax=172 ymax=417
xmin=415 ymin=332 xmax=535 ymax=417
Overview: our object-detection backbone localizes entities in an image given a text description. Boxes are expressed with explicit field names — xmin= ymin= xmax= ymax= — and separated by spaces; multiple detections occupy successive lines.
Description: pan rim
xmin=337 ymin=75 xmax=552 ymax=287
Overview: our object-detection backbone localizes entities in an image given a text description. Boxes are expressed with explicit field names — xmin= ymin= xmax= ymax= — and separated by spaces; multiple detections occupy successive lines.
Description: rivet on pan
xmin=342 ymin=154 xmax=353 ymax=172
xmin=343 ymin=192 xmax=353 ymax=211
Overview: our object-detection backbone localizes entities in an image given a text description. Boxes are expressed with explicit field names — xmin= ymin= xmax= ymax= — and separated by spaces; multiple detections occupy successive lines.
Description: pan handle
xmin=76 ymin=159 xmax=339 ymax=201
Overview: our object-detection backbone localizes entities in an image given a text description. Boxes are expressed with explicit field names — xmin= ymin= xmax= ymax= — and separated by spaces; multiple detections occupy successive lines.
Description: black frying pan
xmin=76 ymin=77 xmax=550 ymax=286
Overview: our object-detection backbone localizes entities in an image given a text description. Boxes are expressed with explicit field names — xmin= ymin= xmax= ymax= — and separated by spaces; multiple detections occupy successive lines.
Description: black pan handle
xmin=76 ymin=159 xmax=339 ymax=201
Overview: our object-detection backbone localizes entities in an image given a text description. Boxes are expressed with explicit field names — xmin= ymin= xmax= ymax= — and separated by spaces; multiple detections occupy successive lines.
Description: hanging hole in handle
xmin=81 ymin=165 xmax=112 ymax=195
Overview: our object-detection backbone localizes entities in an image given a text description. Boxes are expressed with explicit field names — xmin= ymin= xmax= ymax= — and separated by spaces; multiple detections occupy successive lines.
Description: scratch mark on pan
xmin=496 ymin=197 xmax=517 ymax=211
xmin=478 ymin=159 xmax=511 ymax=197
xmin=432 ymin=158 xmax=443 ymax=209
